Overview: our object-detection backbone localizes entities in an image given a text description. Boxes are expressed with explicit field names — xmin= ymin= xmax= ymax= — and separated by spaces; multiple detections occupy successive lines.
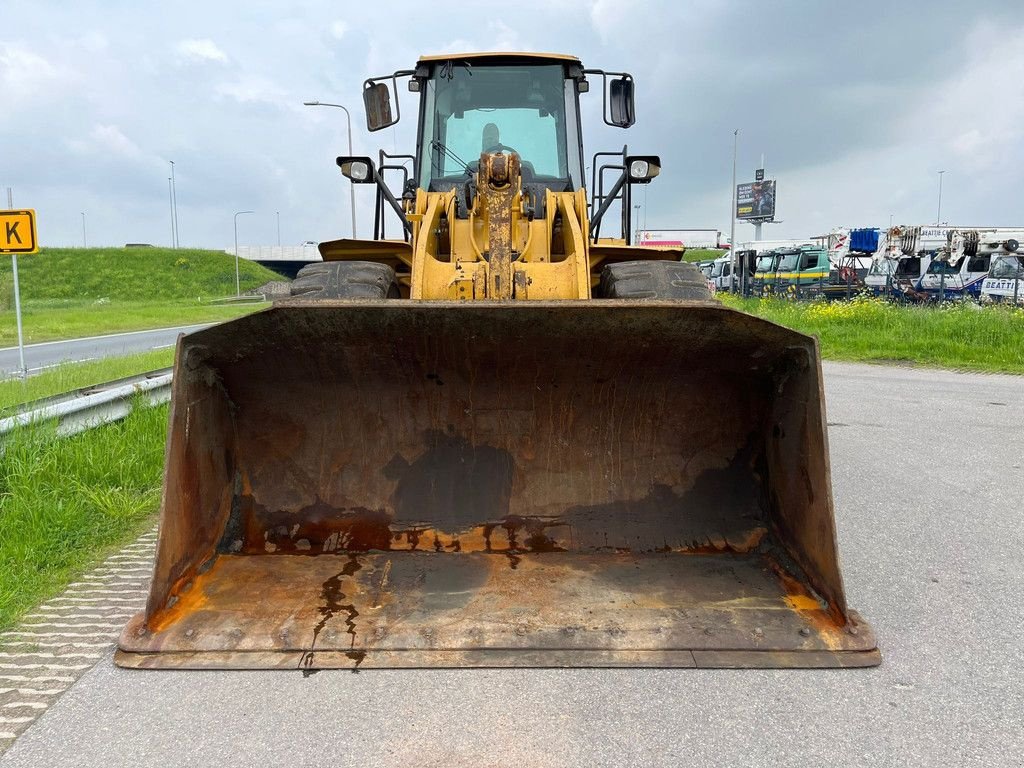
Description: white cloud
xmin=175 ymin=38 xmax=229 ymax=64
xmin=0 ymin=42 xmax=62 ymax=97
xmin=215 ymin=76 xmax=288 ymax=106
xmin=330 ymin=21 xmax=349 ymax=40
xmin=67 ymin=124 xmax=144 ymax=160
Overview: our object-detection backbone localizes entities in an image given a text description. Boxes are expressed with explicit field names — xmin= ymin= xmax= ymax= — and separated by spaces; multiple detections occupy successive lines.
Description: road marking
xmin=45 ymin=597 xmax=144 ymax=604
xmin=0 ymin=717 xmax=33 ymax=724
xmin=0 ymin=733 xmax=17 ymax=740
xmin=0 ymin=652 xmax=102 ymax=660
xmin=19 ymin=623 xmax=124 ymax=630
xmin=0 ymin=663 xmax=91 ymax=671
xmin=0 ymin=641 xmax=109 ymax=649
xmin=2 ymin=631 xmax=114 ymax=639
xmin=0 ymin=688 xmax=65 ymax=696
xmin=0 ymin=675 xmax=75 ymax=683
xmin=2 ymin=703 xmax=47 ymax=710
xmin=48 ymin=591 xmax=147 ymax=599
xmin=0 ymin=323 xmax=209 ymax=353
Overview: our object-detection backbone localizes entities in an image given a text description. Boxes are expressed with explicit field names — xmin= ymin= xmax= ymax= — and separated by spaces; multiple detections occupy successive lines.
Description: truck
xmin=116 ymin=52 xmax=877 ymax=671
xmin=980 ymin=252 xmax=1024 ymax=304
xmin=921 ymin=229 xmax=1024 ymax=301
xmin=864 ymin=226 xmax=952 ymax=299
xmin=774 ymin=245 xmax=831 ymax=296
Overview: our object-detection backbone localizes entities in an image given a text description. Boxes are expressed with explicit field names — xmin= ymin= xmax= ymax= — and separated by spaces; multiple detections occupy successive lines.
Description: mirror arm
xmin=362 ymin=69 xmax=416 ymax=130
xmin=582 ymin=68 xmax=634 ymax=128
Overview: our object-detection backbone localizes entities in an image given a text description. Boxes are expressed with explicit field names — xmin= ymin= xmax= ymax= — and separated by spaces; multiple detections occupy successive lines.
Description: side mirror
xmin=626 ymin=155 xmax=660 ymax=183
xmin=337 ymin=156 xmax=377 ymax=183
xmin=609 ymin=77 xmax=635 ymax=128
xmin=363 ymin=82 xmax=396 ymax=132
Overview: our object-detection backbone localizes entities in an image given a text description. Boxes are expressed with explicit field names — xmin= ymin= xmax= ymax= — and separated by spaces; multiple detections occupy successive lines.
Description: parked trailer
xmin=638 ymin=229 xmax=722 ymax=249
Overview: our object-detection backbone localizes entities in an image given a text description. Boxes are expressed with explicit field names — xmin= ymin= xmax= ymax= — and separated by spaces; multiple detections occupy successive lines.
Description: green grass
xmin=0 ymin=247 xmax=282 ymax=303
xmin=0 ymin=299 xmax=269 ymax=346
xmin=720 ymin=294 xmax=1024 ymax=374
xmin=0 ymin=349 xmax=175 ymax=413
xmin=0 ymin=402 xmax=167 ymax=634
xmin=0 ymin=247 xmax=282 ymax=345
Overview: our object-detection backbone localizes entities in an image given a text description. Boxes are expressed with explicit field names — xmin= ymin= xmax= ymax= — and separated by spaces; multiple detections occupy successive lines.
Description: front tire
xmin=599 ymin=261 xmax=713 ymax=300
xmin=289 ymin=262 xmax=400 ymax=300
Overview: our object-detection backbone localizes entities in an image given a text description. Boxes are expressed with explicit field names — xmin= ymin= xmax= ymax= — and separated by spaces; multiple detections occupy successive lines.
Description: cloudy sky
xmin=2 ymin=0 xmax=1022 ymax=248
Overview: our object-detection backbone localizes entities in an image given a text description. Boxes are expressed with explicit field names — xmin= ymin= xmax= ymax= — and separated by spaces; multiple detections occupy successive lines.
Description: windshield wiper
xmin=430 ymin=140 xmax=473 ymax=176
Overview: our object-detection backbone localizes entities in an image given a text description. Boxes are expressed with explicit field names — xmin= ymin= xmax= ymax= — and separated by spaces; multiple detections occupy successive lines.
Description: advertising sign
xmin=736 ymin=181 xmax=776 ymax=221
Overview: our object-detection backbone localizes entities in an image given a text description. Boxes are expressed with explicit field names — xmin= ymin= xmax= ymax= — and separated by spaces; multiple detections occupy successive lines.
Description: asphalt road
xmin=2 ymin=361 xmax=1022 ymax=767
xmin=0 ymin=324 xmax=210 ymax=377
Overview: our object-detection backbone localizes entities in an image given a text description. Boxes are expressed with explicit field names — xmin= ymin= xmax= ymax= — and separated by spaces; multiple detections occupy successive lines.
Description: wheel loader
xmin=116 ymin=53 xmax=879 ymax=669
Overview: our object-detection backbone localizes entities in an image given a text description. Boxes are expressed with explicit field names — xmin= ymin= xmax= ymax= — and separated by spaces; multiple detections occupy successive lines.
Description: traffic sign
xmin=1 ymin=209 xmax=38 ymax=254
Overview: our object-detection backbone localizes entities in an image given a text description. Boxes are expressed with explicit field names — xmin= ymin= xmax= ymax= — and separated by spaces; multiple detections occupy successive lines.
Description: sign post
xmin=2 ymin=195 xmax=38 ymax=379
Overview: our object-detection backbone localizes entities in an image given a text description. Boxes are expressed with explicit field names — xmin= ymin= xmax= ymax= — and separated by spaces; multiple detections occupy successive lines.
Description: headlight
xmin=629 ymin=160 xmax=650 ymax=179
xmin=348 ymin=161 xmax=370 ymax=181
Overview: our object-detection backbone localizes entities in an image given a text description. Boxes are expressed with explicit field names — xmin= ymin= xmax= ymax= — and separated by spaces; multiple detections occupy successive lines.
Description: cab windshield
xmin=777 ymin=252 xmax=800 ymax=271
xmin=418 ymin=63 xmax=582 ymax=189
xmin=755 ymin=255 xmax=777 ymax=272
xmin=926 ymin=257 xmax=963 ymax=276
xmin=868 ymin=259 xmax=896 ymax=277
xmin=991 ymin=254 xmax=1024 ymax=279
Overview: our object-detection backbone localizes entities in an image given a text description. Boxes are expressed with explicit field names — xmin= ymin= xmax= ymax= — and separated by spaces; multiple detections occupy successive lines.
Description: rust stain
xmin=768 ymin=559 xmax=844 ymax=649
xmin=147 ymin=560 xmax=218 ymax=634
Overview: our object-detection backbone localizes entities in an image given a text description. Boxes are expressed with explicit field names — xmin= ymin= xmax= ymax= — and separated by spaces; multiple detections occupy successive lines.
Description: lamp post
xmin=167 ymin=177 xmax=175 ymax=247
xmin=729 ymin=129 xmax=739 ymax=294
xmin=233 ymin=210 xmax=254 ymax=296
xmin=936 ymin=170 xmax=945 ymax=225
xmin=303 ymin=100 xmax=357 ymax=238
xmin=634 ymin=203 xmax=642 ymax=244
xmin=169 ymin=160 xmax=179 ymax=248
xmin=81 ymin=212 xmax=87 ymax=248
xmin=276 ymin=211 xmax=281 ymax=247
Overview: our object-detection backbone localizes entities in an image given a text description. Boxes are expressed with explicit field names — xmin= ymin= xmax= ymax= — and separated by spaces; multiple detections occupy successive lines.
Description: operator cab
xmin=415 ymin=57 xmax=586 ymax=197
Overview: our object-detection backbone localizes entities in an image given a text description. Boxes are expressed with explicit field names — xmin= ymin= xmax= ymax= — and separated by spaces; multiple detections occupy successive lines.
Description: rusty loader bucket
xmin=116 ymin=300 xmax=878 ymax=669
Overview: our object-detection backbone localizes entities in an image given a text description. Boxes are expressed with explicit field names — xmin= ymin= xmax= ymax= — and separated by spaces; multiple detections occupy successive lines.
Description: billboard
xmin=736 ymin=180 xmax=776 ymax=221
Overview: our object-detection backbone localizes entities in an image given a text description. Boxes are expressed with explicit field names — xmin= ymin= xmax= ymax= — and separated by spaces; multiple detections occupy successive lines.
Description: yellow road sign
xmin=1 ymin=209 xmax=38 ymax=254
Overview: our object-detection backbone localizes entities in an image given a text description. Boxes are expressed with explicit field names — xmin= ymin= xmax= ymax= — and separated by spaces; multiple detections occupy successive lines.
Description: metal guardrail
xmin=0 ymin=367 xmax=173 ymax=438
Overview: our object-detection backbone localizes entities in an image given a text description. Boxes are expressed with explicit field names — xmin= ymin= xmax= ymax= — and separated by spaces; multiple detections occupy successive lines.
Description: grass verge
xmin=0 ymin=349 xmax=175 ymax=413
xmin=720 ymin=294 xmax=1024 ymax=374
xmin=0 ymin=402 xmax=167 ymax=634
xmin=0 ymin=299 xmax=269 ymax=346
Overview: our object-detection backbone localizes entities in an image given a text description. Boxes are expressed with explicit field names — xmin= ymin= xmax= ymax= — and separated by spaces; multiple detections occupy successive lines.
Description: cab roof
xmin=417 ymin=52 xmax=580 ymax=65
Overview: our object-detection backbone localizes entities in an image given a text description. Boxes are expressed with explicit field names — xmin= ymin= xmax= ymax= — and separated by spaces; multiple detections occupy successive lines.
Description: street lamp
xmin=81 ymin=212 xmax=87 ymax=248
xmin=169 ymin=160 xmax=179 ymax=248
xmin=936 ymin=170 xmax=946 ymax=225
xmin=233 ymin=210 xmax=254 ymax=296
xmin=304 ymin=100 xmax=358 ymax=238
xmin=167 ymin=177 xmax=175 ymax=247
xmin=276 ymin=210 xmax=281 ymax=247
xmin=729 ymin=128 xmax=739 ymax=294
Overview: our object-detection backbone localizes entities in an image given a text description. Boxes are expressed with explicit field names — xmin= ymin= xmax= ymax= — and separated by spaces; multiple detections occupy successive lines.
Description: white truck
xmin=638 ymin=229 xmax=723 ymax=250
xmin=921 ymin=229 xmax=1024 ymax=301
xmin=864 ymin=226 xmax=955 ymax=299
xmin=977 ymin=233 xmax=1024 ymax=305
